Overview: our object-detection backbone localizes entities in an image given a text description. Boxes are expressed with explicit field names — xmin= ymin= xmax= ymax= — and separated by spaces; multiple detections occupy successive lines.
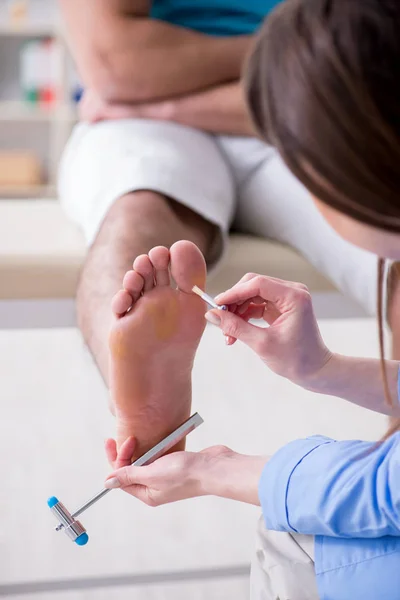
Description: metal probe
xmin=192 ymin=285 xmax=228 ymax=311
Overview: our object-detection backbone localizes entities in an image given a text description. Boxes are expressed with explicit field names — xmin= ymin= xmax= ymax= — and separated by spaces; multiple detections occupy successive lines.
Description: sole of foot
xmin=109 ymin=240 xmax=207 ymax=458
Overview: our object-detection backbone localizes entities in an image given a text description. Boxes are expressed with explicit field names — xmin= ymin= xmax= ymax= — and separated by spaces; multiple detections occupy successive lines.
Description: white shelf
xmin=0 ymin=184 xmax=56 ymax=198
xmin=0 ymin=101 xmax=77 ymax=122
xmin=0 ymin=10 xmax=73 ymax=198
xmin=0 ymin=23 xmax=58 ymax=37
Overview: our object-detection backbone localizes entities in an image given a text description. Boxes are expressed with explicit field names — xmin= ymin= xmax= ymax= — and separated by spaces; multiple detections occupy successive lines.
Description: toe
xmin=112 ymin=289 xmax=133 ymax=317
xmin=149 ymin=246 xmax=170 ymax=286
xmin=133 ymin=255 xmax=154 ymax=291
xmin=170 ymin=240 xmax=207 ymax=293
xmin=123 ymin=270 xmax=145 ymax=303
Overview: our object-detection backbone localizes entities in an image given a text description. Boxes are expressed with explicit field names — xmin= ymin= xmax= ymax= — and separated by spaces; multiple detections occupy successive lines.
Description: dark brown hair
xmin=245 ymin=0 xmax=400 ymax=433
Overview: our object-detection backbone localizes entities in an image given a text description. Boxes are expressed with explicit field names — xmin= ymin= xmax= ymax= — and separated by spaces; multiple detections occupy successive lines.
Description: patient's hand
xmin=79 ymin=90 xmax=111 ymax=123
xmin=79 ymin=89 xmax=174 ymax=124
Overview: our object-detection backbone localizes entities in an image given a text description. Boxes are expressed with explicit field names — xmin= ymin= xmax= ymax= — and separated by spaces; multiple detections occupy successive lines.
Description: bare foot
xmin=109 ymin=241 xmax=207 ymax=457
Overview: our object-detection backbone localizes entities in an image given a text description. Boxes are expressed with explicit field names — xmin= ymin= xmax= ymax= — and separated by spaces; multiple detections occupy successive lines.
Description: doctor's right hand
xmin=206 ymin=274 xmax=333 ymax=389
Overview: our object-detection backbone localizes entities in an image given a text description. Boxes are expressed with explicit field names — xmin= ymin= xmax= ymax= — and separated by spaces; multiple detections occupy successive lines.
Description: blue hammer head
xmin=47 ymin=496 xmax=89 ymax=546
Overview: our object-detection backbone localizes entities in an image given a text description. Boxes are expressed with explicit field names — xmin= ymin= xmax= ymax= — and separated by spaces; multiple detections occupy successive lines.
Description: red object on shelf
xmin=39 ymin=87 xmax=56 ymax=107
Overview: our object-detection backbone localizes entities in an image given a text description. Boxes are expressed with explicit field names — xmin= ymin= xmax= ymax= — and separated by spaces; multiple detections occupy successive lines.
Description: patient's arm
xmin=161 ymin=81 xmax=256 ymax=136
xmin=60 ymin=0 xmax=252 ymax=103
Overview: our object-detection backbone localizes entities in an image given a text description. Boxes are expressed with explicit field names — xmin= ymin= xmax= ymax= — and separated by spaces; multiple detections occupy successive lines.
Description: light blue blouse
xmin=259 ymin=432 xmax=400 ymax=599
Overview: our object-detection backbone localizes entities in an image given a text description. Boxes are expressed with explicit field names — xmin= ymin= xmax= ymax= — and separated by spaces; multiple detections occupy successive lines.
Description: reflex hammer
xmin=48 ymin=412 xmax=204 ymax=546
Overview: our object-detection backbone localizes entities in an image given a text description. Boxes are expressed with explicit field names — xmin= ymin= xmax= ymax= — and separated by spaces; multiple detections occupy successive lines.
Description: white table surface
xmin=0 ymin=319 xmax=387 ymax=597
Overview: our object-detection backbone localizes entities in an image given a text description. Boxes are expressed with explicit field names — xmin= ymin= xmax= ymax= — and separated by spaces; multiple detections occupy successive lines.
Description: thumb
xmin=205 ymin=310 xmax=266 ymax=354
xmin=105 ymin=465 xmax=149 ymax=489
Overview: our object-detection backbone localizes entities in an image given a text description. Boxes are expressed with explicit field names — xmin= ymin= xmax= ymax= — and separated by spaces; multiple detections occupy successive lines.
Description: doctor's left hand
xmin=104 ymin=437 xmax=266 ymax=507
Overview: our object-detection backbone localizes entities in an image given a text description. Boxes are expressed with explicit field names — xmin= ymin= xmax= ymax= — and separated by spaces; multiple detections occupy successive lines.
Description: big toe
xmin=170 ymin=241 xmax=206 ymax=293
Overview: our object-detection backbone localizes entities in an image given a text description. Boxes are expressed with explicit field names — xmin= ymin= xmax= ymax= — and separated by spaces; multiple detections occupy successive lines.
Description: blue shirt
xmin=260 ymin=433 xmax=400 ymax=599
xmin=150 ymin=1 xmax=284 ymax=36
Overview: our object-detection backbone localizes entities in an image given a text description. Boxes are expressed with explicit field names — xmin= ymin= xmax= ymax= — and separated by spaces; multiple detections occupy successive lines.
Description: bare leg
xmin=76 ymin=191 xmax=215 ymax=380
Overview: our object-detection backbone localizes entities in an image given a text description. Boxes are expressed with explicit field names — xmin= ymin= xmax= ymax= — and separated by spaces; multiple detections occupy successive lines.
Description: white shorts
xmin=59 ymin=119 xmax=380 ymax=315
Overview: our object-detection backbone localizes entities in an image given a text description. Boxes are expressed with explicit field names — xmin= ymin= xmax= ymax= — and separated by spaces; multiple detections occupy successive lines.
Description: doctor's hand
xmin=208 ymin=274 xmax=333 ymax=389
xmin=104 ymin=438 xmax=266 ymax=507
